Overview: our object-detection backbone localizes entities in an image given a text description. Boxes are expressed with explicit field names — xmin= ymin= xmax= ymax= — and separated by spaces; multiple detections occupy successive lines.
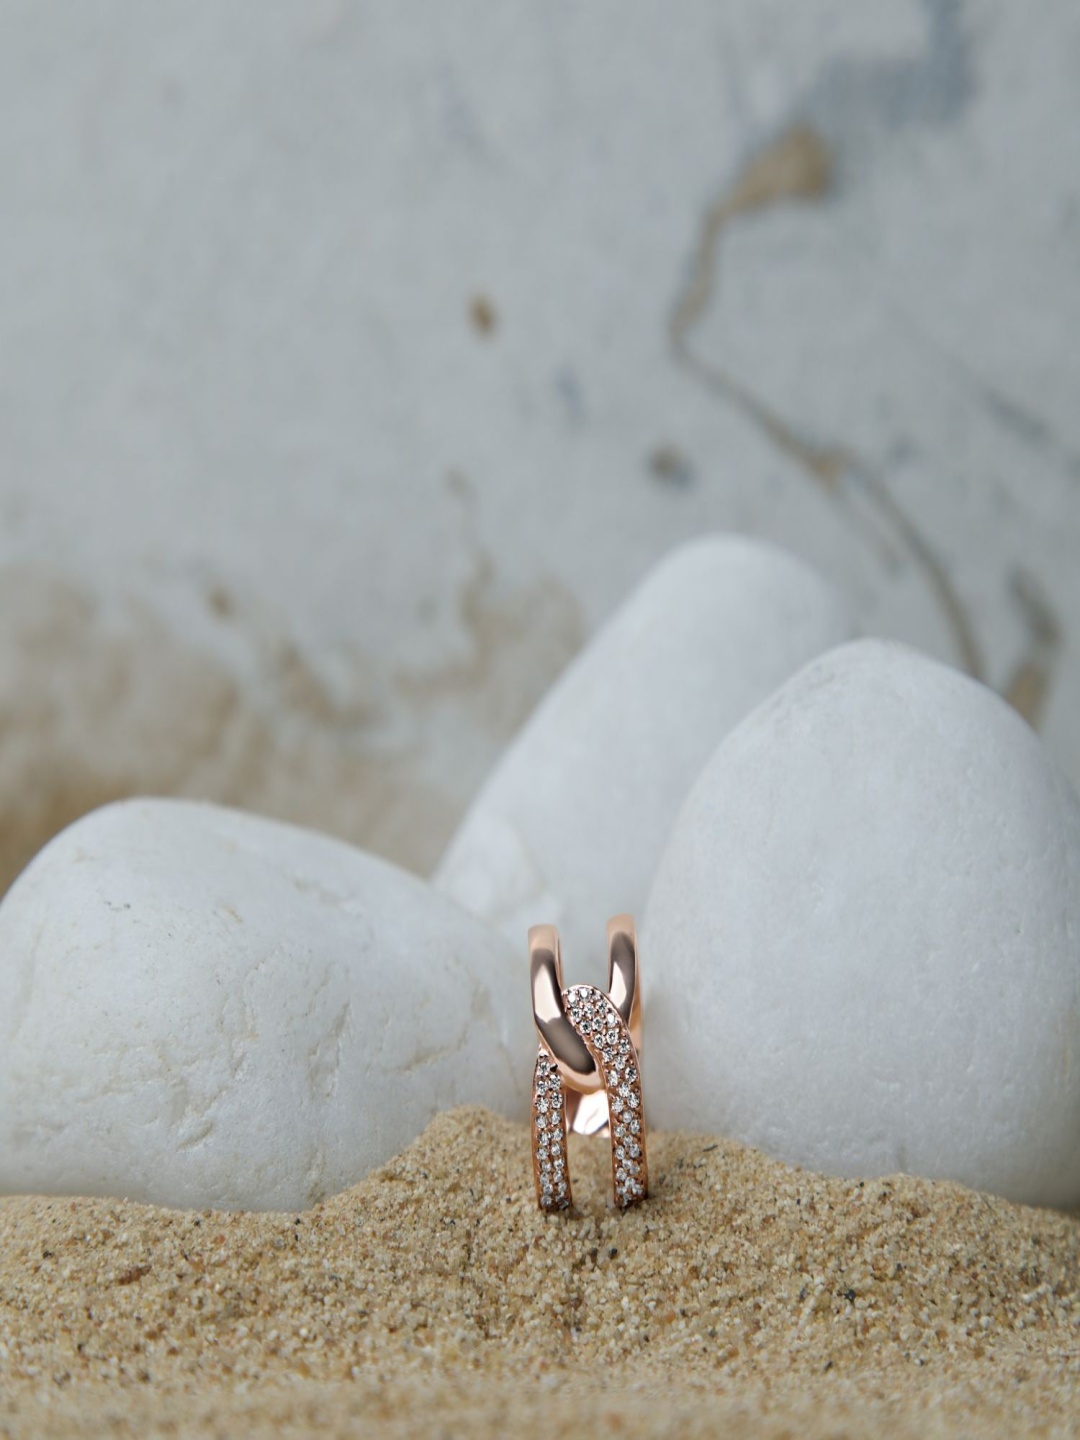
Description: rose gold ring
xmin=530 ymin=914 xmax=648 ymax=1213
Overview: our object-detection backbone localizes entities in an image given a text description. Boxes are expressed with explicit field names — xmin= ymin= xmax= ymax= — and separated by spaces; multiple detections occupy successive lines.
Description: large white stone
xmin=644 ymin=640 xmax=1080 ymax=1208
xmin=435 ymin=536 xmax=853 ymax=974
xmin=0 ymin=799 xmax=532 ymax=1211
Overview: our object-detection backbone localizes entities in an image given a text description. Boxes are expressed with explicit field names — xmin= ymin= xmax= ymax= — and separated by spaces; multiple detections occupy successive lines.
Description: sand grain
xmin=2 ymin=1107 xmax=1078 ymax=1437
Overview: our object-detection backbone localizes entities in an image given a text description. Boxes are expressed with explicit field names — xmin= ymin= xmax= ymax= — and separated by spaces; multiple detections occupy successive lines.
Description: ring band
xmin=529 ymin=915 xmax=649 ymax=1212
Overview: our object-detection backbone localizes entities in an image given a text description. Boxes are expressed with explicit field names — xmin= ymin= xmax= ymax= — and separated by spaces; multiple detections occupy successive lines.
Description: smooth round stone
xmin=435 ymin=535 xmax=853 ymax=974
xmin=0 ymin=799 xmax=532 ymax=1211
xmin=644 ymin=640 xmax=1080 ymax=1208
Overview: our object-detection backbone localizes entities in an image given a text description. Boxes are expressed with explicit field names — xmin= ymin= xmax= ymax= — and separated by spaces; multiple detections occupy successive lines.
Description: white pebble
xmin=0 ymin=799 xmax=531 ymax=1210
xmin=436 ymin=535 xmax=853 ymax=972
xmin=644 ymin=640 xmax=1080 ymax=1207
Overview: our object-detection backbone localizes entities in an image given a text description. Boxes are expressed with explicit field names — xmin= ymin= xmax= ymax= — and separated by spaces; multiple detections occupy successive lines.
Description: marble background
xmin=1 ymin=0 xmax=1077 ymax=889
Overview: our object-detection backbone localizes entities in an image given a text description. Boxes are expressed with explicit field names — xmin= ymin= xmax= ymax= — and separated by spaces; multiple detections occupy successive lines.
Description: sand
xmin=2 ymin=1106 xmax=1079 ymax=1438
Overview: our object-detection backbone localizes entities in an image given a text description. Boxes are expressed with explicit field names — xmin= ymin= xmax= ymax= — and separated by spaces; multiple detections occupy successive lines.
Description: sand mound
xmin=2 ymin=1107 xmax=1078 ymax=1437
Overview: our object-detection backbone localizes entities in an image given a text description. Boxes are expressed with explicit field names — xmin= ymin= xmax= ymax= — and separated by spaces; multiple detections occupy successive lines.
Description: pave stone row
xmin=532 ymin=985 xmax=648 ymax=1213
xmin=533 ymin=1052 xmax=571 ymax=1212
xmin=566 ymin=984 xmax=647 ymax=1209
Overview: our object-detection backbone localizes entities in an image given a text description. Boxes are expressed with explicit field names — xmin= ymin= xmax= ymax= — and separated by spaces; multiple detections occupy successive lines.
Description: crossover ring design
xmin=529 ymin=915 xmax=648 ymax=1213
